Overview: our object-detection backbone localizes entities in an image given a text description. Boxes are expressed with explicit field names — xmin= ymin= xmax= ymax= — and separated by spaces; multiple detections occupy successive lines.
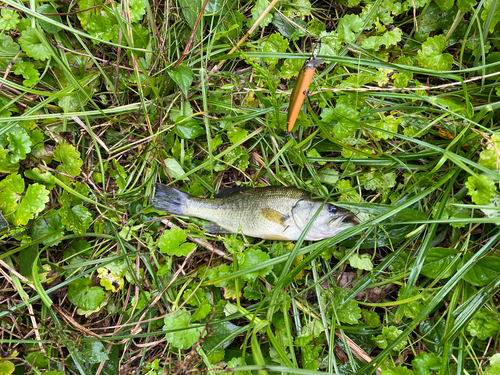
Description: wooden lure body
xmin=287 ymin=58 xmax=324 ymax=131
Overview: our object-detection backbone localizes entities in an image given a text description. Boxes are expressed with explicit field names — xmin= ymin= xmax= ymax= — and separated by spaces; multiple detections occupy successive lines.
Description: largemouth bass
xmin=152 ymin=183 xmax=355 ymax=241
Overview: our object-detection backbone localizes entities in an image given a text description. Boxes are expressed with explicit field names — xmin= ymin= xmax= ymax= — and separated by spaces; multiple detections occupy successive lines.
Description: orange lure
xmin=287 ymin=57 xmax=324 ymax=132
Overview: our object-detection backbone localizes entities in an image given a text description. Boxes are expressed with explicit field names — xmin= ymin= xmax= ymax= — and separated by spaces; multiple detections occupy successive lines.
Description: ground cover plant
xmin=1 ymin=0 xmax=500 ymax=373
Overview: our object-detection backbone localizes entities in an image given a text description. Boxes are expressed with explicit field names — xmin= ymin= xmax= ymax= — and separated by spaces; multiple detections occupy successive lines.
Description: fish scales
xmin=185 ymin=188 xmax=307 ymax=239
xmin=152 ymin=183 xmax=355 ymax=241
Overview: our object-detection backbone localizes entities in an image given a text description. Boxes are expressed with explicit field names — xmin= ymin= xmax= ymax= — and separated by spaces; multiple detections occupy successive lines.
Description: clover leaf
xmin=321 ymin=103 xmax=360 ymax=139
xmin=251 ymin=0 xmax=273 ymax=29
xmin=411 ymin=352 xmax=441 ymax=375
xmin=68 ymin=278 xmax=107 ymax=316
xmin=481 ymin=0 xmax=500 ymax=33
xmin=417 ymin=35 xmax=453 ymax=71
xmin=25 ymin=168 xmax=56 ymax=190
xmin=0 ymin=174 xmax=49 ymax=226
xmin=372 ymin=115 xmax=401 ymax=139
xmin=163 ymin=308 xmax=205 ymax=349
xmin=31 ymin=212 xmax=64 ymax=246
xmin=129 ymin=0 xmax=146 ymax=22
xmin=237 ymin=248 xmax=272 ymax=281
xmin=97 ymin=259 xmax=132 ymax=292
xmin=0 ymin=9 xmax=20 ymax=30
xmin=263 ymin=33 xmax=288 ymax=66
xmin=2 ymin=127 xmax=32 ymax=164
xmin=375 ymin=326 xmax=407 ymax=352
xmin=158 ymin=227 xmax=196 ymax=256
xmin=14 ymin=61 xmax=40 ymax=86
xmin=227 ymin=127 xmax=248 ymax=145
xmin=478 ymin=134 xmax=500 ymax=170
xmin=76 ymin=0 xmax=98 ymax=30
xmin=348 ymin=253 xmax=373 ymax=271
xmin=88 ymin=15 xmax=119 ymax=44
xmin=337 ymin=14 xmax=364 ymax=43
xmin=467 ymin=308 xmax=500 ymax=340
xmin=465 ymin=174 xmax=498 ymax=205
xmin=18 ymin=28 xmax=51 ymax=61
xmin=59 ymin=186 xmax=93 ymax=236
xmin=53 ymin=141 xmax=83 ymax=176
xmin=432 ymin=197 xmax=470 ymax=228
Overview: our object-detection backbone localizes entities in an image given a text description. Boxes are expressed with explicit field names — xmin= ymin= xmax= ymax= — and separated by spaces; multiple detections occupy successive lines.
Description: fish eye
xmin=327 ymin=205 xmax=337 ymax=214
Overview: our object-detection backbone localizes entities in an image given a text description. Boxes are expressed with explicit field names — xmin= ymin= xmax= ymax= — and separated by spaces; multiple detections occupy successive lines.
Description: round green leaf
xmin=68 ymin=278 xmax=107 ymax=312
xmin=467 ymin=309 xmax=500 ymax=340
xmin=37 ymin=4 xmax=62 ymax=34
xmin=462 ymin=254 xmax=500 ymax=287
xmin=163 ymin=308 xmax=204 ymax=349
xmin=421 ymin=247 xmax=459 ymax=279
xmin=0 ymin=9 xmax=20 ymax=31
xmin=167 ymin=64 xmax=193 ymax=95
xmin=174 ymin=117 xmax=205 ymax=140
xmin=0 ymin=360 xmax=15 ymax=375
xmin=18 ymin=28 xmax=51 ymax=61
xmin=158 ymin=227 xmax=196 ymax=256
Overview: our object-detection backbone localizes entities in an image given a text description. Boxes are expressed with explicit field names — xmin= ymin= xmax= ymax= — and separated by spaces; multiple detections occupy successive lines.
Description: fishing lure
xmin=287 ymin=43 xmax=324 ymax=132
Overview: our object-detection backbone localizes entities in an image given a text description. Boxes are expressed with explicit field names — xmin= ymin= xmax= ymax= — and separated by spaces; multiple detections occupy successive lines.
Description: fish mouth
xmin=329 ymin=212 xmax=357 ymax=227
xmin=344 ymin=212 xmax=359 ymax=224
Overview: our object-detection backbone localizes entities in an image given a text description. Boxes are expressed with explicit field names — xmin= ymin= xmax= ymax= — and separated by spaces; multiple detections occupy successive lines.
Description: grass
xmin=1 ymin=0 xmax=500 ymax=374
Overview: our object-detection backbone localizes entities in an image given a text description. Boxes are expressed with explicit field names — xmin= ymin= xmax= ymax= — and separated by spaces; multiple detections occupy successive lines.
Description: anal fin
xmin=203 ymin=221 xmax=232 ymax=234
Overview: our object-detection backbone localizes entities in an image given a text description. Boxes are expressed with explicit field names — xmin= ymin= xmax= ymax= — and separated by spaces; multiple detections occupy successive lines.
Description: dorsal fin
xmin=214 ymin=187 xmax=249 ymax=198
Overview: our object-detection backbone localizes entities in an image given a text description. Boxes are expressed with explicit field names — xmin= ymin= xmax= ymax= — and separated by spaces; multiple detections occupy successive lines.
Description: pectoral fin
xmin=261 ymin=208 xmax=287 ymax=226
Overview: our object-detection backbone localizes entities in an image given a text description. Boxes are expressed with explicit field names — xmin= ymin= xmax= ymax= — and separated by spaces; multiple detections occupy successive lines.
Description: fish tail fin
xmin=152 ymin=183 xmax=189 ymax=215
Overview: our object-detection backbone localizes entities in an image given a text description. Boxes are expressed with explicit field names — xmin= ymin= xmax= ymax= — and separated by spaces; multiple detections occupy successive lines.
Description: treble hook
xmin=311 ymin=39 xmax=322 ymax=60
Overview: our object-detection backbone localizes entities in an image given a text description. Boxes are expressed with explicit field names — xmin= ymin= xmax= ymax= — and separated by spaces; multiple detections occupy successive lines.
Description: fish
xmin=287 ymin=57 xmax=324 ymax=132
xmin=152 ymin=183 xmax=355 ymax=241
